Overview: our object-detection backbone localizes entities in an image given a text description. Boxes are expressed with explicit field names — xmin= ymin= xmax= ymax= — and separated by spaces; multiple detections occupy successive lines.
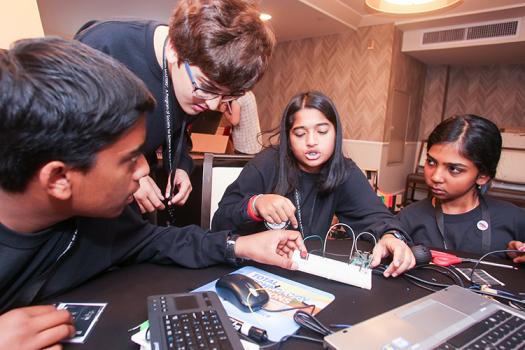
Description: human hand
xmin=220 ymin=101 xmax=240 ymax=126
xmin=235 ymin=230 xmax=307 ymax=269
xmin=133 ymin=175 xmax=165 ymax=213
xmin=166 ymin=169 xmax=192 ymax=206
xmin=0 ymin=305 xmax=75 ymax=350
xmin=507 ymin=241 xmax=525 ymax=263
xmin=371 ymin=234 xmax=416 ymax=277
xmin=253 ymin=194 xmax=298 ymax=229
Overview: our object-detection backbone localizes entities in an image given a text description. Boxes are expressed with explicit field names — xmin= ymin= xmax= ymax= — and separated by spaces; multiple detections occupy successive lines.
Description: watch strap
xmin=225 ymin=234 xmax=243 ymax=265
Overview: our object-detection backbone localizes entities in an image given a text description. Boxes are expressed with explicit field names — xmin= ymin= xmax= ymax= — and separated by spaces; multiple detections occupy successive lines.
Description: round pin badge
xmin=477 ymin=220 xmax=489 ymax=231
xmin=264 ymin=220 xmax=290 ymax=230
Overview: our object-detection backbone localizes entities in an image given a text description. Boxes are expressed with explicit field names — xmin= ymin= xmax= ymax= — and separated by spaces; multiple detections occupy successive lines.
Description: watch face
xmin=264 ymin=221 xmax=289 ymax=230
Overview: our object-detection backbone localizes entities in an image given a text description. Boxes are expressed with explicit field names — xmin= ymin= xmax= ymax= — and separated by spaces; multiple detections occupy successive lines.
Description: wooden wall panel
xmin=253 ymin=24 xmax=396 ymax=141
xmin=420 ymin=65 xmax=525 ymax=139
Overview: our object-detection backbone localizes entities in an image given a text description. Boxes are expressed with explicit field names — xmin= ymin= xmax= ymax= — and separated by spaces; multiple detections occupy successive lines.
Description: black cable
xmin=373 ymin=263 xmax=463 ymax=292
xmin=276 ymin=334 xmax=324 ymax=350
xmin=293 ymin=310 xmax=333 ymax=337
xmin=256 ymin=310 xmax=332 ymax=349
xmin=468 ymin=249 xmax=522 ymax=285
xmin=418 ymin=264 xmax=465 ymax=287
xmin=263 ymin=303 xmax=315 ymax=314
xmin=469 ymin=288 xmax=525 ymax=305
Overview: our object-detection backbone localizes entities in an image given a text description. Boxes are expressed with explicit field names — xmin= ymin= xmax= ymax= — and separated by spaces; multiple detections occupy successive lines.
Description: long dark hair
xmin=427 ymin=114 xmax=502 ymax=179
xmin=271 ymin=91 xmax=348 ymax=196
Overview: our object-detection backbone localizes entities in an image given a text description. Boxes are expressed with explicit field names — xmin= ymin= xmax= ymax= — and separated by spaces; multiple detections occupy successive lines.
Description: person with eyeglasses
xmin=75 ymin=0 xmax=275 ymax=216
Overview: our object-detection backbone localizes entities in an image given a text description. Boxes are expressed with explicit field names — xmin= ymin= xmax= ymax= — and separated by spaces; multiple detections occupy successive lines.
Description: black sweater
xmin=212 ymin=148 xmax=406 ymax=240
xmin=397 ymin=197 xmax=525 ymax=254
xmin=76 ymin=20 xmax=193 ymax=174
xmin=0 ymin=204 xmax=229 ymax=313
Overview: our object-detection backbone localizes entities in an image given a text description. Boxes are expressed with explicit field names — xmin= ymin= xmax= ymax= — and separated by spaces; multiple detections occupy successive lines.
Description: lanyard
xmin=7 ymin=225 xmax=78 ymax=312
xmin=434 ymin=195 xmax=491 ymax=253
xmin=293 ymin=188 xmax=317 ymax=238
xmin=161 ymin=39 xmax=186 ymax=177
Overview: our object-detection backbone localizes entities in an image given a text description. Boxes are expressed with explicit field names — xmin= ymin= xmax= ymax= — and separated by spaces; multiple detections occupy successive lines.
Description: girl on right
xmin=398 ymin=114 xmax=525 ymax=262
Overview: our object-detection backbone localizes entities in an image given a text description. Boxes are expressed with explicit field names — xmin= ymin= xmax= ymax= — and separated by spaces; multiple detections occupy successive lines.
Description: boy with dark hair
xmin=0 ymin=37 xmax=303 ymax=350
xmin=76 ymin=0 xmax=275 ymax=214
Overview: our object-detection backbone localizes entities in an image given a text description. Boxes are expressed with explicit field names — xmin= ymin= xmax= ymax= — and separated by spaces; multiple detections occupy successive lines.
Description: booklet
xmin=193 ymin=266 xmax=335 ymax=342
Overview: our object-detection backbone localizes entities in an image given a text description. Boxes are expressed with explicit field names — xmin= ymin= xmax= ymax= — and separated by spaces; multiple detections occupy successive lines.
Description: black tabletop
xmin=44 ymin=240 xmax=524 ymax=350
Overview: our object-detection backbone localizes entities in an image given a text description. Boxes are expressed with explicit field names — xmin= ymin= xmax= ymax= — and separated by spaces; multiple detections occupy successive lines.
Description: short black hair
xmin=427 ymin=114 xmax=502 ymax=179
xmin=272 ymin=91 xmax=347 ymax=196
xmin=0 ymin=37 xmax=155 ymax=192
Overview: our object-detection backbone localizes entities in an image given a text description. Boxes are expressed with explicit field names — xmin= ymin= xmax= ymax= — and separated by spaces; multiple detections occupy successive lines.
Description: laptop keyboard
xmin=162 ymin=310 xmax=233 ymax=350
xmin=433 ymin=310 xmax=525 ymax=350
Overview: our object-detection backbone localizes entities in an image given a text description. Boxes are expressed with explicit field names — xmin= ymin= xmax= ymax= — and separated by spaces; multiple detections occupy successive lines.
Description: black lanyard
xmin=7 ymin=225 xmax=78 ymax=312
xmin=293 ymin=188 xmax=317 ymax=238
xmin=435 ymin=196 xmax=491 ymax=253
xmin=162 ymin=39 xmax=186 ymax=176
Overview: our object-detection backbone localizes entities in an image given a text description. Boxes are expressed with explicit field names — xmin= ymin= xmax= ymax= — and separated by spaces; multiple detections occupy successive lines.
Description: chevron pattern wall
xmin=253 ymin=24 xmax=397 ymax=142
xmin=419 ymin=65 xmax=525 ymax=139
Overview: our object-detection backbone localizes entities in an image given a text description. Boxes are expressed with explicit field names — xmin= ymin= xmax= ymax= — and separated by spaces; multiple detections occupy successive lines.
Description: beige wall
xmin=253 ymin=24 xmax=427 ymax=193
xmin=419 ymin=65 xmax=525 ymax=139
xmin=253 ymin=24 xmax=397 ymax=142
xmin=0 ymin=1 xmax=44 ymax=49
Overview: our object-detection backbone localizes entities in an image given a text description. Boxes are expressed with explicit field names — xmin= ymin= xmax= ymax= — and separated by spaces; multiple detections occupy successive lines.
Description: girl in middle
xmin=212 ymin=91 xmax=415 ymax=277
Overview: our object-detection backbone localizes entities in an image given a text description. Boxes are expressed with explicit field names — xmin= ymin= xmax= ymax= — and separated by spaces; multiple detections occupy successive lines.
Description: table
xmin=44 ymin=241 xmax=524 ymax=350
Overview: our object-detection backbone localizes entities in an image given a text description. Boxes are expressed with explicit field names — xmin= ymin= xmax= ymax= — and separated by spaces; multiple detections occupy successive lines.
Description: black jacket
xmin=212 ymin=148 xmax=407 ymax=240
xmin=398 ymin=196 xmax=525 ymax=254
xmin=76 ymin=20 xmax=193 ymax=174
xmin=0 ymin=204 xmax=229 ymax=312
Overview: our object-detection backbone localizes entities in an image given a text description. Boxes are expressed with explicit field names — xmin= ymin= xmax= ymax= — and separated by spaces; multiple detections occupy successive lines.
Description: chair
xmin=200 ymin=153 xmax=254 ymax=230
xmin=487 ymin=146 xmax=525 ymax=208
xmin=403 ymin=141 xmax=431 ymax=206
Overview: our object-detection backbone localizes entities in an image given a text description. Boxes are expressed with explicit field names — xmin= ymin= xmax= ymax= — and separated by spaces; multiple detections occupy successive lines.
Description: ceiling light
xmin=365 ymin=0 xmax=462 ymax=14
xmin=259 ymin=13 xmax=272 ymax=21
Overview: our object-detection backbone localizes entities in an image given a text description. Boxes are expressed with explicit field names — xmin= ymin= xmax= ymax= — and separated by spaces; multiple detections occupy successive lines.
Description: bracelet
xmin=247 ymin=195 xmax=264 ymax=222
xmin=382 ymin=230 xmax=407 ymax=243
xmin=225 ymin=233 xmax=244 ymax=266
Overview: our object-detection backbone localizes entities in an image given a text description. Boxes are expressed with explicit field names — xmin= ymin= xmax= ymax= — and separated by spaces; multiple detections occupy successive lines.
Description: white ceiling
xmin=37 ymin=0 xmax=525 ymax=65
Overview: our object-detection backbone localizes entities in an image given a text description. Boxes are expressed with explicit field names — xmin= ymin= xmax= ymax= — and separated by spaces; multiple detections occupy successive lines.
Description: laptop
xmin=324 ymin=285 xmax=525 ymax=350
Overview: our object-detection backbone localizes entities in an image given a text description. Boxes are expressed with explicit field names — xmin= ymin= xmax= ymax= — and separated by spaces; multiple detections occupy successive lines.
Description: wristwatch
xmin=383 ymin=230 xmax=407 ymax=242
xmin=225 ymin=233 xmax=243 ymax=265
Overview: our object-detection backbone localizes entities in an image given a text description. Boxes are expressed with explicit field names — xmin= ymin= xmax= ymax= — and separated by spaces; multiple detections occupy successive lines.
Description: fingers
xmin=21 ymin=305 xmax=60 ymax=317
xmin=169 ymin=180 xmax=192 ymax=206
xmin=42 ymin=345 xmax=63 ymax=350
xmin=385 ymin=247 xmax=415 ymax=278
xmin=280 ymin=230 xmax=307 ymax=254
xmin=33 ymin=323 xmax=74 ymax=350
xmin=135 ymin=176 xmax=165 ymax=212
xmin=42 ymin=344 xmax=62 ymax=350
xmin=257 ymin=195 xmax=297 ymax=227
xmin=372 ymin=236 xmax=415 ymax=277
xmin=32 ymin=309 xmax=72 ymax=333
xmin=507 ymin=241 xmax=525 ymax=260
xmin=513 ymin=255 xmax=525 ymax=264
xmin=370 ymin=243 xmax=385 ymax=268
xmin=168 ymin=170 xmax=193 ymax=206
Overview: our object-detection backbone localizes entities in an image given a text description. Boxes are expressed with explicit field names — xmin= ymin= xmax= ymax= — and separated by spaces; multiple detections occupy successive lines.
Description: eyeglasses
xmin=183 ymin=60 xmax=244 ymax=102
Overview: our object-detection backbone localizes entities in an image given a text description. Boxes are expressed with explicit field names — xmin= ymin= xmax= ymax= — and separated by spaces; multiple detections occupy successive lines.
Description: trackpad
xmin=398 ymin=300 xmax=466 ymax=333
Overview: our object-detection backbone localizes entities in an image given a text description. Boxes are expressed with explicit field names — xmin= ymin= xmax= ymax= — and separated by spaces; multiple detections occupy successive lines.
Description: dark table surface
xmin=46 ymin=240 xmax=524 ymax=350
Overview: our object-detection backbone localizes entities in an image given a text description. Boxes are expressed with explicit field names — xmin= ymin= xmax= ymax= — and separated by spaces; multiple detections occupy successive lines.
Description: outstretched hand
xmin=253 ymin=194 xmax=299 ymax=229
xmin=371 ymin=234 xmax=415 ymax=277
xmin=235 ymin=230 xmax=307 ymax=269
xmin=507 ymin=240 xmax=525 ymax=263
xmin=134 ymin=175 xmax=165 ymax=213
xmin=0 ymin=305 xmax=75 ymax=350
xmin=166 ymin=169 xmax=192 ymax=206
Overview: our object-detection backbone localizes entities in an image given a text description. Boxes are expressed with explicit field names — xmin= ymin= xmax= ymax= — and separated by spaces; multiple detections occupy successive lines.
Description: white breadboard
xmin=292 ymin=250 xmax=372 ymax=290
